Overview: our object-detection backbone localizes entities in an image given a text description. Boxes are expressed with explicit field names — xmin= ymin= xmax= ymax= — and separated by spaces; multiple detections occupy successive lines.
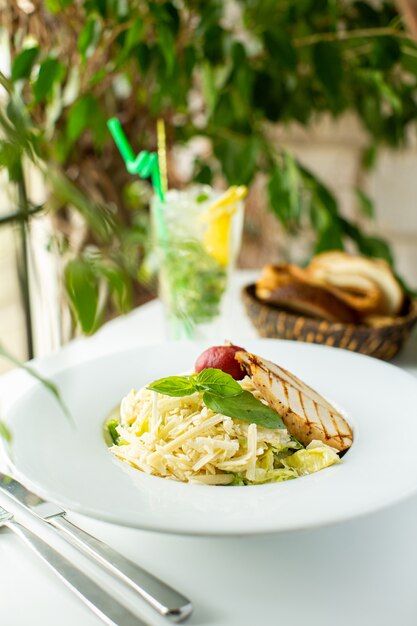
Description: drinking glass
xmin=151 ymin=185 xmax=244 ymax=340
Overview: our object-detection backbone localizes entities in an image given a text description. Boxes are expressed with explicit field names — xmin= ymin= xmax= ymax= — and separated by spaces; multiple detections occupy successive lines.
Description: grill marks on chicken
xmin=236 ymin=352 xmax=353 ymax=452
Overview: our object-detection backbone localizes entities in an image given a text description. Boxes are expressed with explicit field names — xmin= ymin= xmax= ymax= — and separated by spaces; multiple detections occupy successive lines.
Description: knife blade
xmin=0 ymin=473 xmax=192 ymax=622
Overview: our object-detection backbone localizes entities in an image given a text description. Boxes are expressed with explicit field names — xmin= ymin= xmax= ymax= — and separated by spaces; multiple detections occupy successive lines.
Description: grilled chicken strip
xmin=236 ymin=351 xmax=353 ymax=452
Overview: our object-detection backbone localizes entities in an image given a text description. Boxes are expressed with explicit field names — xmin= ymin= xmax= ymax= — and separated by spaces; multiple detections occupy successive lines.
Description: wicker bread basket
xmin=242 ymin=283 xmax=417 ymax=360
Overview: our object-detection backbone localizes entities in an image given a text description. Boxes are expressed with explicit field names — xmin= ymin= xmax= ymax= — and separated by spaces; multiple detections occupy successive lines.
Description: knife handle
xmin=6 ymin=518 xmax=149 ymax=626
xmin=49 ymin=515 xmax=192 ymax=622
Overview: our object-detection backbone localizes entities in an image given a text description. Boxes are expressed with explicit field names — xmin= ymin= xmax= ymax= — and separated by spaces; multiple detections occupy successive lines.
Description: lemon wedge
xmin=202 ymin=186 xmax=247 ymax=266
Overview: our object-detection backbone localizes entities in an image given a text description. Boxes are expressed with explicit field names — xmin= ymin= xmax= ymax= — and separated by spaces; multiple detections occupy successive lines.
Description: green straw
xmin=107 ymin=118 xmax=165 ymax=202
xmin=107 ymin=118 xmax=193 ymax=340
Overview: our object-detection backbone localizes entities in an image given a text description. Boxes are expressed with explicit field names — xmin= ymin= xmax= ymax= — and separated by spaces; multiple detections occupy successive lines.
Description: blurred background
xmin=1 ymin=0 xmax=417 ymax=371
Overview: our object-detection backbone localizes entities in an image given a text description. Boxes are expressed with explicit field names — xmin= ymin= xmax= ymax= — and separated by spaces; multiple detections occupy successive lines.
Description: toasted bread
xmin=258 ymin=281 xmax=359 ymax=323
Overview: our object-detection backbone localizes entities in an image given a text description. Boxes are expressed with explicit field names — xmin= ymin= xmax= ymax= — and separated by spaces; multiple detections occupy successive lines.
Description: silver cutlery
xmin=0 ymin=473 xmax=192 ymax=622
xmin=0 ymin=505 xmax=149 ymax=626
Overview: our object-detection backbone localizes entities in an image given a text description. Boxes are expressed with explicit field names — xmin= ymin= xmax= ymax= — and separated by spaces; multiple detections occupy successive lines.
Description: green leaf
xmin=371 ymin=37 xmax=401 ymax=70
xmin=358 ymin=69 xmax=402 ymax=115
xmin=362 ymin=145 xmax=377 ymax=170
xmin=376 ymin=79 xmax=402 ymax=114
xmin=157 ymin=23 xmax=176 ymax=75
xmin=311 ymin=177 xmax=338 ymax=217
xmin=0 ymin=140 xmax=22 ymax=182
xmin=214 ymin=136 xmax=259 ymax=186
xmin=34 ymin=58 xmax=64 ymax=103
xmin=202 ymin=390 xmax=286 ymax=430
xmin=310 ymin=179 xmax=345 ymax=252
xmin=401 ymin=49 xmax=417 ymax=75
xmin=194 ymin=161 xmax=213 ymax=185
xmin=313 ymin=42 xmax=342 ymax=96
xmin=202 ymin=62 xmax=217 ymax=116
xmin=184 ymin=46 xmax=196 ymax=77
xmin=229 ymin=43 xmax=252 ymax=106
xmin=67 ymin=95 xmax=94 ymax=143
xmin=195 ymin=369 xmax=243 ymax=397
xmin=96 ymin=262 xmax=133 ymax=313
xmin=78 ymin=18 xmax=101 ymax=59
xmin=253 ymin=70 xmax=285 ymax=122
xmin=268 ymin=166 xmax=289 ymax=225
xmin=64 ymin=258 xmax=100 ymax=334
xmin=340 ymin=218 xmax=394 ymax=265
xmin=89 ymin=68 xmax=107 ymax=87
xmin=46 ymin=167 xmax=115 ymax=243
xmin=202 ymin=25 xmax=225 ymax=65
xmin=355 ymin=188 xmax=374 ymax=218
xmin=267 ymin=155 xmax=302 ymax=229
xmin=0 ymin=420 xmax=12 ymax=444
xmin=45 ymin=0 xmax=72 ymax=13
xmin=263 ymin=32 xmax=296 ymax=71
xmin=314 ymin=219 xmax=344 ymax=254
xmin=355 ymin=234 xmax=394 ymax=265
xmin=147 ymin=376 xmax=197 ymax=397
xmin=148 ymin=368 xmax=244 ymax=399
xmin=66 ymin=95 xmax=106 ymax=147
xmin=106 ymin=419 xmax=120 ymax=445
xmin=11 ymin=47 xmax=39 ymax=81
xmin=311 ymin=196 xmax=344 ymax=252
xmin=135 ymin=43 xmax=151 ymax=73
xmin=124 ymin=17 xmax=144 ymax=54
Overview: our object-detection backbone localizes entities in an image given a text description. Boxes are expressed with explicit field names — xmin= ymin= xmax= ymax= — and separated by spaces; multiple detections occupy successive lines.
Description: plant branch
xmin=293 ymin=26 xmax=412 ymax=48
xmin=16 ymin=176 xmax=34 ymax=360
xmin=0 ymin=203 xmax=44 ymax=226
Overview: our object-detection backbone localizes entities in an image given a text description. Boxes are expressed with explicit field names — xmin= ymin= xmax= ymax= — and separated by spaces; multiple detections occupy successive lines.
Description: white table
xmin=1 ymin=271 xmax=417 ymax=626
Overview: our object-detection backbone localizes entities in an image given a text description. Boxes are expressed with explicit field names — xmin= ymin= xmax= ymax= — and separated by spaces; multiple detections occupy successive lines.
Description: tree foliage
xmin=1 ymin=0 xmax=416 ymax=331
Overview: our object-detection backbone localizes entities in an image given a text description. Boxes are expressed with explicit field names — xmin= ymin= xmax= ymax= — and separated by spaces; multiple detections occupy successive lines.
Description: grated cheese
xmin=110 ymin=376 xmax=301 ymax=484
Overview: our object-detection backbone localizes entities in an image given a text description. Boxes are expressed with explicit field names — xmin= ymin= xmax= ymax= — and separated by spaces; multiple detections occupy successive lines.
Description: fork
xmin=0 ymin=506 xmax=149 ymax=626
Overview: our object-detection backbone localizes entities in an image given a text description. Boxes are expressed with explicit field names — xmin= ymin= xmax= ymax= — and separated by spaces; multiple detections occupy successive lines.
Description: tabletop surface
xmin=1 ymin=271 xmax=417 ymax=626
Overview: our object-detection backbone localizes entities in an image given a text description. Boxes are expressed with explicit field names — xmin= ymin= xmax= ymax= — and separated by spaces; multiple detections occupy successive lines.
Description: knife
xmin=0 ymin=505 xmax=150 ymax=626
xmin=0 ymin=473 xmax=192 ymax=622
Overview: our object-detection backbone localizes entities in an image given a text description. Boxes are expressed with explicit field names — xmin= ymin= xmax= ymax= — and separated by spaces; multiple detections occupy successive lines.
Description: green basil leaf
xmin=147 ymin=376 xmax=197 ymax=397
xmin=203 ymin=390 xmax=286 ymax=430
xmin=195 ymin=368 xmax=242 ymax=397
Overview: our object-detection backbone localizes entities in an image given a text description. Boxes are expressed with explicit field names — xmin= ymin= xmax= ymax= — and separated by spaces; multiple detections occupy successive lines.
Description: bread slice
xmin=255 ymin=263 xmax=309 ymax=300
xmin=257 ymin=281 xmax=359 ymax=323
xmin=307 ymin=252 xmax=403 ymax=316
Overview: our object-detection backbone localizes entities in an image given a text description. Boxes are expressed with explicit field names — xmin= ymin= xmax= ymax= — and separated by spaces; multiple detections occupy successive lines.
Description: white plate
xmin=3 ymin=339 xmax=417 ymax=536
